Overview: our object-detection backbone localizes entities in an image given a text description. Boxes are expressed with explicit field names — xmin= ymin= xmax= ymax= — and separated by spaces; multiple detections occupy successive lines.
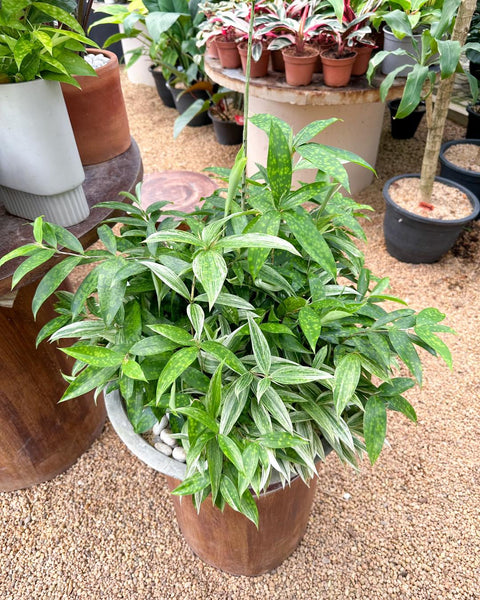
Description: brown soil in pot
xmin=282 ymin=45 xmax=318 ymax=58
xmin=388 ymin=177 xmax=473 ymax=219
xmin=443 ymin=143 xmax=480 ymax=173
xmin=322 ymin=48 xmax=357 ymax=60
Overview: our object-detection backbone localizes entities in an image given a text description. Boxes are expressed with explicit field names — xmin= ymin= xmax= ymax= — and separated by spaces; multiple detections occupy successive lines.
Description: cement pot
xmin=105 ymin=388 xmax=323 ymax=576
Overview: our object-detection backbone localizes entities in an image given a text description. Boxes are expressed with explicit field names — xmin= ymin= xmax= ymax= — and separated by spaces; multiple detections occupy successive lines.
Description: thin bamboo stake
xmin=420 ymin=0 xmax=477 ymax=203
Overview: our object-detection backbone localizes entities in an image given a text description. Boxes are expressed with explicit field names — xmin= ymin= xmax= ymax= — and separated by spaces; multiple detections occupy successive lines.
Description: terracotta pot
xmin=216 ymin=40 xmax=241 ymax=69
xmin=238 ymin=42 xmax=270 ymax=78
xmin=61 ymin=48 xmax=131 ymax=165
xmin=282 ymin=47 xmax=319 ymax=86
xmin=166 ymin=473 xmax=318 ymax=576
xmin=351 ymin=45 xmax=375 ymax=76
xmin=206 ymin=36 xmax=219 ymax=59
xmin=271 ymin=49 xmax=285 ymax=72
xmin=312 ymin=43 xmax=334 ymax=73
xmin=320 ymin=49 xmax=357 ymax=87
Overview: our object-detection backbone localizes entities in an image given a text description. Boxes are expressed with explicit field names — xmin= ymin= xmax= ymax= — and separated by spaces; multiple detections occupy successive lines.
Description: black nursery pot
xmin=439 ymin=139 xmax=480 ymax=206
xmin=388 ymin=99 xmax=426 ymax=139
xmin=167 ymin=84 xmax=211 ymax=127
xmin=149 ymin=66 xmax=175 ymax=108
xmin=208 ymin=111 xmax=243 ymax=145
xmin=465 ymin=104 xmax=480 ymax=139
xmin=383 ymin=174 xmax=480 ymax=263
xmin=470 ymin=60 xmax=480 ymax=82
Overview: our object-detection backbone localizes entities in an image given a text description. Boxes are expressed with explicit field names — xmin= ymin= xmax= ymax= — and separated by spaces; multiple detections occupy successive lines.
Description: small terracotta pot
xmin=206 ymin=36 xmax=219 ymax=59
xmin=312 ymin=43 xmax=334 ymax=73
xmin=282 ymin=47 xmax=319 ymax=86
xmin=351 ymin=45 xmax=375 ymax=76
xmin=320 ymin=49 xmax=357 ymax=87
xmin=61 ymin=48 xmax=131 ymax=165
xmin=238 ymin=42 xmax=270 ymax=78
xmin=271 ymin=49 xmax=285 ymax=72
xmin=216 ymin=40 xmax=241 ymax=69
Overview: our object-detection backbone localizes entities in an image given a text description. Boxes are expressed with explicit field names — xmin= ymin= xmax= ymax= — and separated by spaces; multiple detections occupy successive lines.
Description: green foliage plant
xmin=0 ymin=0 xmax=97 ymax=86
xmin=1 ymin=113 xmax=453 ymax=526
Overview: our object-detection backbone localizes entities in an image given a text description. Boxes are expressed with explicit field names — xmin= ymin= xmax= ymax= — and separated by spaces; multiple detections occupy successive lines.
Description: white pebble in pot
xmin=172 ymin=446 xmax=186 ymax=462
xmin=160 ymin=429 xmax=177 ymax=447
xmin=152 ymin=415 xmax=169 ymax=436
xmin=154 ymin=442 xmax=172 ymax=457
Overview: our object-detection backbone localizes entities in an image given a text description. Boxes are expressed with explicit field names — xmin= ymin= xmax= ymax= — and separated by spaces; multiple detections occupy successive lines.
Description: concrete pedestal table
xmin=0 ymin=141 xmax=143 ymax=491
xmin=205 ymin=57 xmax=404 ymax=195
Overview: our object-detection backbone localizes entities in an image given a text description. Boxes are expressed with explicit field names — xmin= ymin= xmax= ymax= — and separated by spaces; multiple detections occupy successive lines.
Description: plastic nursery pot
xmin=470 ymin=60 xmax=480 ymax=82
xmin=207 ymin=111 xmax=243 ymax=145
xmin=271 ymin=49 xmax=285 ymax=72
xmin=466 ymin=104 xmax=480 ymax=139
xmin=282 ymin=46 xmax=318 ymax=86
xmin=105 ymin=389 xmax=323 ymax=576
xmin=388 ymin=99 xmax=426 ymax=139
xmin=149 ymin=66 xmax=176 ymax=108
xmin=320 ymin=49 xmax=357 ymax=88
xmin=206 ymin=36 xmax=219 ymax=59
xmin=381 ymin=26 xmax=423 ymax=77
xmin=351 ymin=45 xmax=375 ymax=76
xmin=439 ymin=139 xmax=480 ymax=207
xmin=237 ymin=42 xmax=270 ymax=78
xmin=61 ymin=48 xmax=131 ymax=166
xmin=215 ymin=40 xmax=241 ymax=69
xmin=383 ymin=174 xmax=480 ymax=263
xmin=167 ymin=84 xmax=212 ymax=127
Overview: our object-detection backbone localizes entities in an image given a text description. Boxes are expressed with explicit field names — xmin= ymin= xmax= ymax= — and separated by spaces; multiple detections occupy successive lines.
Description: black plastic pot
xmin=466 ymin=104 xmax=480 ymax=139
xmin=439 ymin=139 xmax=480 ymax=206
xmin=388 ymin=99 xmax=426 ymax=139
xmin=208 ymin=111 xmax=243 ymax=145
xmin=87 ymin=10 xmax=123 ymax=61
xmin=383 ymin=174 xmax=480 ymax=263
xmin=469 ymin=60 xmax=480 ymax=82
xmin=149 ymin=66 xmax=176 ymax=108
xmin=167 ymin=84 xmax=211 ymax=127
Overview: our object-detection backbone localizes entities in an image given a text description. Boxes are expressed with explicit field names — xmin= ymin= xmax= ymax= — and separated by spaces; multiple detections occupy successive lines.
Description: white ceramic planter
xmin=120 ymin=23 xmax=155 ymax=87
xmin=382 ymin=27 xmax=422 ymax=77
xmin=0 ymin=79 xmax=89 ymax=226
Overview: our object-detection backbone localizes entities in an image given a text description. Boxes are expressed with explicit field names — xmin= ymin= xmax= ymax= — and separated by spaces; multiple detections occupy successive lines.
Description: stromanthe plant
xmin=0 ymin=116 xmax=453 ymax=526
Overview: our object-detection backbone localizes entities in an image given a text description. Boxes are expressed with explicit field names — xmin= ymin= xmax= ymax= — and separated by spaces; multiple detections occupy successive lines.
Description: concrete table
xmin=205 ymin=56 xmax=405 ymax=195
xmin=0 ymin=141 xmax=143 ymax=491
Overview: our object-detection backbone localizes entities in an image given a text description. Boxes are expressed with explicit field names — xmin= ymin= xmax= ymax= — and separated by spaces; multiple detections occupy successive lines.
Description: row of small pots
xmin=209 ymin=37 xmax=374 ymax=87
xmin=383 ymin=139 xmax=480 ymax=263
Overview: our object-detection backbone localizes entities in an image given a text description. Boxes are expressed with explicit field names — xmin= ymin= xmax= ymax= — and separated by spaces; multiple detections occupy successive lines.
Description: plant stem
xmin=240 ymin=0 xmax=256 ymax=210
xmin=419 ymin=0 xmax=477 ymax=203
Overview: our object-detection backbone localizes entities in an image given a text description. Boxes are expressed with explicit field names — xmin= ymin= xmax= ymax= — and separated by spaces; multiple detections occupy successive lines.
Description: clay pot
xmin=271 ymin=49 xmax=285 ymax=72
xmin=320 ymin=49 xmax=357 ymax=87
xmin=282 ymin=46 xmax=319 ymax=86
xmin=238 ymin=42 xmax=270 ymax=78
xmin=61 ymin=48 xmax=131 ymax=166
xmin=312 ymin=43 xmax=334 ymax=73
xmin=351 ymin=45 xmax=375 ymax=76
xmin=216 ymin=40 xmax=241 ymax=69
xmin=206 ymin=36 xmax=219 ymax=59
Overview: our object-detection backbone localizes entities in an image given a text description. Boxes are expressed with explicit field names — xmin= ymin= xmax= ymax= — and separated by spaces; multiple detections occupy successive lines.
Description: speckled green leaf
xmin=386 ymin=395 xmax=417 ymax=423
xmin=71 ymin=268 xmax=98 ymax=318
xmin=96 ymin=258 xmax=128 ymax=326
xmin=293 ymin=119 xmax=339 ymax=147
xmin=250 ymin=113 xmax=292 ymax=142
xmin=296 ymin=143 xmax=350 ymax=190
xmin=242 ymin=443 xmax=259 ymax=485
xmin=60 ymin=365 xmax=118 ymax=402
xmin=122 ymin=359 xmax=147 ymax=381
xmin=206 ymin=439 xmax=223 ymax=504
xmin=176 ymin=406 xmax=219 ymax=433
xmin=251 ymin=399 xmax=272 ymax=434
xmin=62 ymin=345 xmax=125 ymax=367
xmin=0 ymin=243 xmax=39 ymax=269
xmin=248 ymin=315 xmax=271 ymax=375
xmin=364 ymin=396 xmax=387 ymax=465
xmin=195 ymin=293 xmax=254 ymax=310
xmin=141 ymin=261 xmax=190 ymax=300
xmin=201 ymin=341 xmax=247 ymax=374
xmin=148 ymin=324 xmax=195 ymax=346
xmin=415 ymin=326 xmax=453 ymax=369
xmin=281 ymin=181 xmax=330 ymax=210
xmin=171 ymin=472 xmax=209 ymax=496
xmin=257 ymin=432 xmax=307 ymax=449
xmin=32 ymin=256 xmax=82 ymax=318
xmin=284 ymin=208 xmax=336 ymax=278
xmin=11 ymin=249 xmax=55 ymax=288
xmin=270 ymin=365 xmax=332 ymax=385
xmin=218 ymin=435 xmax=244 ymax=473
xmin=216 ymin=234 xmax=300 ymax=256
xmin=220 ymin=475 xmax=242 ymax=512
xmin=156 ymin=346 xmax=198 ymax=402
xmin=248 ymin=211 xmax=281 ymax=279
xmin=129 ymin=336 xmax=178 ymax=356
xmin=299 ymin=306 xmax=323 ymax=351
xmin=256 ymin=378 xmax=270 ymax=401
xmin=240 ymin=490 xmax=259 ymax=527
xmin=388 ymin=329 xmax=423 ymax=385
xmin=193 ymin=250 xmax=227 ymax=309
xmin=145 ymin=230 xmax=202 ymax=246
xmin=333 ymin=353 xmax=362 ymax=415
xmin=206 ymin=363 xmax=223 ymax=418
xmin=219 ymin=386 xmax=249 ymax=435
xmin=261 ymin=387 xmax=293 ymax=432
xmin=187 ymin=303 xmax=205 ymax=340
xmin=267 ymin=122 xmax=292 ymax=203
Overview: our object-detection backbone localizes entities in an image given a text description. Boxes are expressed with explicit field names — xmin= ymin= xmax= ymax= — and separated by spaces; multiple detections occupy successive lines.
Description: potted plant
xmin=439 ymin=139 xmax=480 ymax=203
xmin=367 ymin=0 xmax=480 ymax=262
xmin=466 ymin=2 xmax=480 ymax=136
xmin=0 ymin=0 xmax=95 ymax=226
xmin=197 ymin=0 xmax=241 ymax=65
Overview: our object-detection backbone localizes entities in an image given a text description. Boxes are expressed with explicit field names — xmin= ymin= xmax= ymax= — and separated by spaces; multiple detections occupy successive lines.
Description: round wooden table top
xmin=0 ymin=139 xmax=143 ymax=296
xmin=205 ymin=55 xmax=405 ymax=106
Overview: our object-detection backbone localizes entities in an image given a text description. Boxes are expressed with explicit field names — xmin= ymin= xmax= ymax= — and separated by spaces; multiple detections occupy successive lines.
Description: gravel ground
xmin=1 ymin=72 xmax=480 ymax=600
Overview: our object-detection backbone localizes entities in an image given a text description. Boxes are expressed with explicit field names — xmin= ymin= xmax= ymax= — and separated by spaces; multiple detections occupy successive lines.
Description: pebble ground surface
xmin=1 ymin=72 xmax=479 ymax=600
